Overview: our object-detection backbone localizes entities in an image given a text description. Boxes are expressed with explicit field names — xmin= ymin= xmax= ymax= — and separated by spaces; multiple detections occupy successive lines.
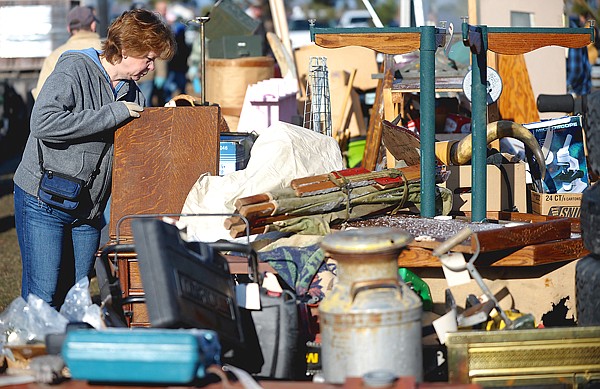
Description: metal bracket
xmin=461 ymin=17 xmax=486 ymax=54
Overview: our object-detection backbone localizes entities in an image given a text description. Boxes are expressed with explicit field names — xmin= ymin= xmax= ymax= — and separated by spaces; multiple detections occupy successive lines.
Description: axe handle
xmin=234 ymin=193 xmax=272 ymax=209
xmin=238 ymin=201 xmax=277 ymax=221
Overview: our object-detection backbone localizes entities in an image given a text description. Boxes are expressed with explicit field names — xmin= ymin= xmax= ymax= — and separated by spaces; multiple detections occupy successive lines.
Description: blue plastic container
xmin=62 ymin=328 xmax=220 ymax=384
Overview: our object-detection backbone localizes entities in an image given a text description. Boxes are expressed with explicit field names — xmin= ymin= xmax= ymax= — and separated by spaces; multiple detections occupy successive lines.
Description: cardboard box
xmin=440 ymin=162 xmax=527 ymax=213
xmin=530 ymin=190 xmax=582 ymax=218
xmin=219 ymin=132 xmax=257 ymax=176
xmin=524 ymin=115 xmax=589 ymax=194
xmin=219 ymin=141 xmax=239 ymax=176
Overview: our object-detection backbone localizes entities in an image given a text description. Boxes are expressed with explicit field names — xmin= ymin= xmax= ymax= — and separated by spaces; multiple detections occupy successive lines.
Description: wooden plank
xmin=487 ymin=32 xmax=591 ymax=55
xmin=314 ymin=32 xmax=421 ymax=54
xmin=110 ymin=106 xmax=220 ymax=239
xmin=362 ymin=60 xmax=389 ymax=170
xmin=461 ymin=211 xmax=581 ymax=233
xmin=234 ymin=193 xmax=272 ymax=209
xmin=398 ymin=237 xmax=587 ymax=267
xmin=381 ymin=119 xmax=421 ymax=166
xmin=475 ymin=237 xmax=588 ymax=266
xmin=496 ymin=54 xmax=540 ymax=124
xmin=229 ymin=224 xmax=269 ymax=238
xmin=344 ymin=214 xmax=572 ymax=254
xmin=409 ymin=218 xmax=571 ymax=254
xmin=238 ymin=201 xmax=277 ymax=220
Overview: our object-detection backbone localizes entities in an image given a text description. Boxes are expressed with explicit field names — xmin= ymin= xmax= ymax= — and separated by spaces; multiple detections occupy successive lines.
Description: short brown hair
xmin=102 ymin=9 xmax=176 ymax=64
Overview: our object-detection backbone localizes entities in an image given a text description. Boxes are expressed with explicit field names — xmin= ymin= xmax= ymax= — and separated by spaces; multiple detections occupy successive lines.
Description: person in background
xmin=155 ymin=1 xmax=191 ymax=103
xmin=245 ymin=0 xmax=270 ymax=57
xmin=32 ymin=6 xmax=102 ymax=100
xmin=13 ymin=9 xmax=176 ymax=308
xmin=567 ymin=6 xmax=593 ymax=97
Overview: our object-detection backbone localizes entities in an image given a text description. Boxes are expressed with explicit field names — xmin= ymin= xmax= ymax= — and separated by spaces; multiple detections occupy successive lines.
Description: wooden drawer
xmin=110 ymin=251 xmax=277 ymax=328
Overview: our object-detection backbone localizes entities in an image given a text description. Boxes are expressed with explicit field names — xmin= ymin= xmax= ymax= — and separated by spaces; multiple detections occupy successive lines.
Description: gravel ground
xmin=0 ymin=155 xmax=22 ymax=312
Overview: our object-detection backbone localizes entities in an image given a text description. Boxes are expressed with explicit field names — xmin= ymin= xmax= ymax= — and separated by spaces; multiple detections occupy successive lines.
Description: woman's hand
xmin=122 ymin=102 xmax=143 ymax=118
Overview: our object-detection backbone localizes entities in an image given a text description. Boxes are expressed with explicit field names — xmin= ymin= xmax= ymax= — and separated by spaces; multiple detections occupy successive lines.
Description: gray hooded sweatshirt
xmin=14 ymin=48 xmax=143 ymax=220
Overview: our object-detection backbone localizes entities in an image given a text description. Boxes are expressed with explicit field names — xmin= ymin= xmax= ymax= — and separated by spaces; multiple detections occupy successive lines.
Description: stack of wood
xmin=224 ymin=165 xmax=422 ymax=238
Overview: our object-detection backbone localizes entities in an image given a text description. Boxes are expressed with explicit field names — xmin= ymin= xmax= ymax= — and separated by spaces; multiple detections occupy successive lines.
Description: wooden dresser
xmin=108 ymin=106 xmax=221 ymax=327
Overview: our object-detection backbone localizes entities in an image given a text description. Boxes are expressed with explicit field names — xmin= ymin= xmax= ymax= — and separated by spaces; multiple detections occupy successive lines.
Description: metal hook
xmin=444 ymin=22 xmax=454 ymax=57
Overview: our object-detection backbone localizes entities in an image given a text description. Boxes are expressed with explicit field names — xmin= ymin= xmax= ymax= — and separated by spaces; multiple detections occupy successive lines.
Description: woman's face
xmin=119 ymin=51 xmax=158 ymax=81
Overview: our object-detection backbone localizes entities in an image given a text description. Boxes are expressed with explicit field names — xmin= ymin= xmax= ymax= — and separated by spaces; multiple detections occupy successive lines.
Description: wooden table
xmin=343 ymin=212 xmax=587 ymax=324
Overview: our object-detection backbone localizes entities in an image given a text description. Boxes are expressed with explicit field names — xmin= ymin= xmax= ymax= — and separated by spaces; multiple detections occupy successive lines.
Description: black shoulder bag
xmin=37 ymin=140 xmax=109 ymax=213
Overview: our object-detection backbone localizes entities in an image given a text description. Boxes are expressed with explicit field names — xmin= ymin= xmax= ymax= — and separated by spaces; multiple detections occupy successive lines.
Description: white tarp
xmin=180 ymin=121 xmax=344 ymax=242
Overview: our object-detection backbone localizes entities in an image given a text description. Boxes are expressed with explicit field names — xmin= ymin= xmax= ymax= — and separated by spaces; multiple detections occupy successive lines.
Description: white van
xmin=338 ymin=10 xmax=373 ymax=28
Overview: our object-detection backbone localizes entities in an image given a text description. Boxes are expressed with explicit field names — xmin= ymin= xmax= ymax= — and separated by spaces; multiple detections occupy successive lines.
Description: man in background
xmin=567 ymin=5 xmax=593 ymax=97
xmin=32 ymin=6 xmax=102 ymax=100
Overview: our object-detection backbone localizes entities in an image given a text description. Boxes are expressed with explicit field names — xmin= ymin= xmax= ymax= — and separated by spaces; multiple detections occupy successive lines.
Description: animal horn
xmin=450 ymin=120 xmax=546 ymax=177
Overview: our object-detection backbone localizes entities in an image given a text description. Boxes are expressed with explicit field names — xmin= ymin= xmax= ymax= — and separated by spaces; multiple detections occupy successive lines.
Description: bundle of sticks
xmin=224 ymin=165 xmax=423 ymax=238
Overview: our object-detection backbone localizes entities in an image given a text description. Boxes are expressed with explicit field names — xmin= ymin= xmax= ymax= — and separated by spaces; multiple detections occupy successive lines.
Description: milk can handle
xmin=350 ymin=278 xmax=401 ymax=302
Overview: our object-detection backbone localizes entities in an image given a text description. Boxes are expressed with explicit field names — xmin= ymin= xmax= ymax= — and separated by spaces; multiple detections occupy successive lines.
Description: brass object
xmin=446 ymin=327 xmax=600 ymax=387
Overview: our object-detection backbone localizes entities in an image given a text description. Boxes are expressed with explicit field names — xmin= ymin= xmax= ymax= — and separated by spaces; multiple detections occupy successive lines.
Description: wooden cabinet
xmin=109 ymin=106 xmax=221 ymax=326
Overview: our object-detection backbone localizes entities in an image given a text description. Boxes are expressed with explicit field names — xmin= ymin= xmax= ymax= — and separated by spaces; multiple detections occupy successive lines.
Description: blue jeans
xmin=14 ymin=184 xmax=100 ymax=308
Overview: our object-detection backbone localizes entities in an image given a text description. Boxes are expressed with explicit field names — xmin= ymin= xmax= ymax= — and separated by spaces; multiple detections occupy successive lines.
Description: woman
xmin=13 ymin=9 xmax=176 ymax=308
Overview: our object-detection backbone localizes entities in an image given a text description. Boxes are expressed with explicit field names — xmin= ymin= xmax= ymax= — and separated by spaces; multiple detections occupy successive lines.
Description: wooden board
xmin=462 ymin=211 xmax=581 ymax=233
xmin=381 ymin=119 xmax=421 ymax=166
xmin=399 ymin=237 xmax=587 ymax=267
xmin=407 ymin=218 xmax=572 ymax=254
xmin=346 ymin=214 xmax=571 ymax=254
xmin=487 ymin=32 xmax=591 ymax=55
xmin=110 ymin=106 xmax=221 ymax=239
xmin=381 ymin=212 xmax=587 ymax=267
xmin=496 ymin=54 xmax=540 ymax=124
xmin=314 ymin=32 xmax=421 ymax=55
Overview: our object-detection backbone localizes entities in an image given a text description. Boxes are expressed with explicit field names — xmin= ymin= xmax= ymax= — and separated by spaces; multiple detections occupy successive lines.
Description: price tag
xmin=440 ymin=252 xmax=471 ymax=287
xmin=432 ymin=309 xmax=458 ymax=345
xmin=236 ymin=283 xmax=261 ymax=310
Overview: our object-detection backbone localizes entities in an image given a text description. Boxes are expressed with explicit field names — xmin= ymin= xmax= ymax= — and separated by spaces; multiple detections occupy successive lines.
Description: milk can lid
xmin=320 ymin=227 xmax=413 ymax=254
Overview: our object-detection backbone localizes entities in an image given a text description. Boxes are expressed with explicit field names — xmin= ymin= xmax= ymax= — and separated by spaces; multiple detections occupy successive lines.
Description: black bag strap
xmin=37 ymin=139 xmax=110 ymax=188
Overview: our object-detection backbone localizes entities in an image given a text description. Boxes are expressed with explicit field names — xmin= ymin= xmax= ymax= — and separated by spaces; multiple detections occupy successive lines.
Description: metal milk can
xmin=319 ymin=227 xmax=422 ymax=384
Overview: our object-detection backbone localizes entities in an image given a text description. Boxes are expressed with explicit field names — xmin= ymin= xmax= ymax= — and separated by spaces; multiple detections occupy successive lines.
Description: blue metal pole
xmin=470 ymin=25 xmax=488 ymax=222
xmin=419 ymin=25 xmax=436 ymax=217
